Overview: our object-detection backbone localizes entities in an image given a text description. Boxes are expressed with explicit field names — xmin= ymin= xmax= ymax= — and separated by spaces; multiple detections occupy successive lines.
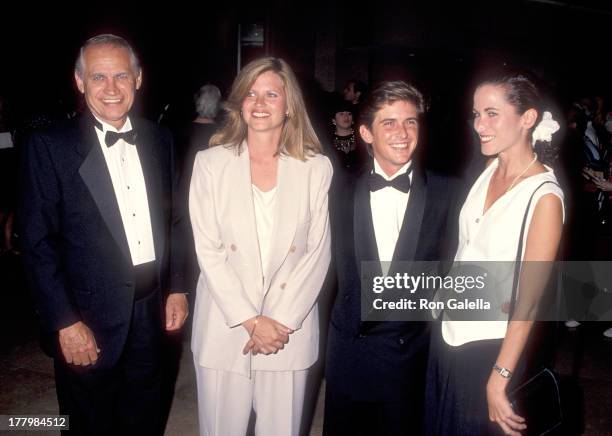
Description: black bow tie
xmin=105 ymin=130 xmax=137 ymax=147
xmin=369 ymin=168 xmax=412 ymax=193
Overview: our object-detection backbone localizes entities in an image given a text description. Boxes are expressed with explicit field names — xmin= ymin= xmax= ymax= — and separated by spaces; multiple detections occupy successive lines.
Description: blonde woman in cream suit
xmin=189 ymin=57 xmax=332 ymax=436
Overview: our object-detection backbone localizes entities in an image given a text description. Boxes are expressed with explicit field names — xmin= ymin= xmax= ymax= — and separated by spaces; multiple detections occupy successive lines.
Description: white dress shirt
xmin=94 ymin=115 xmax=156 ymax=266
xmin=370 ymin=159 xmax=412 ymax=266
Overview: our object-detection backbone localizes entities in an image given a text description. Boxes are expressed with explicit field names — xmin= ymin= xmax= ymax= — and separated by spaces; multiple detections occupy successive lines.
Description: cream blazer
xmin=189 ymin=143 xmax=332 ymax=377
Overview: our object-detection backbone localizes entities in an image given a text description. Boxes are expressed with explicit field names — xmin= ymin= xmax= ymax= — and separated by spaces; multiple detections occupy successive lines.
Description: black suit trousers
xmin=323 ymin=387 xmax=421 ymax=436
xmin=54 ymin=291 xmax=164 ymax=436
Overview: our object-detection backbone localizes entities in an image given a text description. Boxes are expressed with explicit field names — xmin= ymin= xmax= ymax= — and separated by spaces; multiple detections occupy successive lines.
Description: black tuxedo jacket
xmin=18 ymin=113 xmax=185 ymax=368
xmin=325 ymin=165 xmax=460 ymax=402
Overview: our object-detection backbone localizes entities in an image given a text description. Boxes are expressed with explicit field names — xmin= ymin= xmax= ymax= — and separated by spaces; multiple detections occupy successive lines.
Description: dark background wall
xmin=1 ymin=1 xmax=609 ymax=173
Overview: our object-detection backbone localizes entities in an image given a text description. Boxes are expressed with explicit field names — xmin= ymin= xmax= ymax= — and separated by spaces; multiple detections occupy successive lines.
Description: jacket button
xmin=280 ymin=283 xmax=287 ymax=290
xmin=358 ymin=333 xmax=366 ymax=338
xmin=230 ymin=244 xmax=237 ymax=251
xmin=398 ymin=338 xmax=405 ymax=345
xmin=289 ymin=245 xmax=296 ymax=253
xmin=344 ymin=294 xmax=350 ymax=300
xmin=125 ymin=281 xmax=133 ymax=287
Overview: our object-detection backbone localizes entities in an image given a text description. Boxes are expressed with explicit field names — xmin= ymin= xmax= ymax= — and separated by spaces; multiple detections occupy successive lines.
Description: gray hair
xmin=75 ymin=34 xmax=141 ymax=77
xmin=194 ymin=84 xmax=222 ymax=119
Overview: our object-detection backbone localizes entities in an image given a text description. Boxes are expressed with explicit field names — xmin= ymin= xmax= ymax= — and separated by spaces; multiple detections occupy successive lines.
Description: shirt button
xmin=475 ymin=218 xmax=480 ymax=223
xmin=127 ymin=186 xmax=130 ymax=190
xmin=280 ymin=283 xmax=287 ymax=290
xmin=138 ymin=241 xmax=141 ymax=245
xmin=132 ymin=213 xmax=136 ymax=217
xmin=289 ymin=245 xmax=296 ymax=253
xmin=230 ymin=244 xmax=237 ymax=251
xmin=466 ymin=239 xmax=470 ymax=245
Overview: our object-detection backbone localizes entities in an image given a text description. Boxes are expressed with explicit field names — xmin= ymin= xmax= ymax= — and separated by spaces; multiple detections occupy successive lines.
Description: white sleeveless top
xmin=442 ymin=158 xmax=565 ymax=346
xmin=252 ymin=185 xmax=278 ymax=274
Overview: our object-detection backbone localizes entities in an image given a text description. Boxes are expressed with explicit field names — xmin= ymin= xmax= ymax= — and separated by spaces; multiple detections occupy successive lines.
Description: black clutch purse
xmin=506 ymin=181 xmax=564 ymax=436
xmin=508 ymin=368 xmax=562 ymax=435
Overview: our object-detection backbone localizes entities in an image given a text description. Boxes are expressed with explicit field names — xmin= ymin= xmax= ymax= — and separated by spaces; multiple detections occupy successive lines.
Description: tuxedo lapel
xmin=354 ymin=171 xmax=383 ymax=332
xmin=391 ymin=166 xmax=426 ymax=264
xmin=77 ymin=115 xmax=131 ymax=262
xmin=132 ymin=119 xmax=164 ymax=264
xmin=353 ymin=173 xmax=382 ymax=277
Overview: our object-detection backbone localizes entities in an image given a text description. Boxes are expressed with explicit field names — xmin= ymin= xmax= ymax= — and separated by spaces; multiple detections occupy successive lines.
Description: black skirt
xmin=424 ymin=322 xmax=509 ymax=436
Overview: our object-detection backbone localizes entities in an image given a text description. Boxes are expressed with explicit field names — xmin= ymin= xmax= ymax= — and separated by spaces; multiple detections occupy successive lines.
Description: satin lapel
xmin=77 ymin=115 xmax=131 ymax=261
xmin=263 ymin=155 xmax=299 ymax=295
xmin=133 ymin=119 xmax=164 ymax=263
xmin=230 ymin=145 xmax=263 ymax=290
xmin=354 ymin=172 xmax=383 ymax=332
xmin=391 ymin=166 xmax=426 ymax=264
xmin=353 ymin=173 xmax=382 ymax=276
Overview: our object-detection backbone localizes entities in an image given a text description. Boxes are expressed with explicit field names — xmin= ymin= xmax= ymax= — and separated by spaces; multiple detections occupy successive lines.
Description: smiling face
xmin=472 ymin=84 xmax=535 ymax=156
xmin=359 ymin=100 xmax=419 ymax=177
xmin=241 ymin=70 xmax=288 ymax=135
xmin=75 ymin=44 xmax=141 ymax=129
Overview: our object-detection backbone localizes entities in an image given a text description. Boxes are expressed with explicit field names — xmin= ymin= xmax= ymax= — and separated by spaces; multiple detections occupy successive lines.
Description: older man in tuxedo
xmin=18 ymin=34 xmax=188 ymax=435
xmin=324 ymin=81 xmax=459 ymax=435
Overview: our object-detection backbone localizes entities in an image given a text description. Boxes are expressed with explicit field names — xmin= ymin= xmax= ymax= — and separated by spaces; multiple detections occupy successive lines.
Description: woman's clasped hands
xmin=242 ymin=315 xmax=294 ymax=355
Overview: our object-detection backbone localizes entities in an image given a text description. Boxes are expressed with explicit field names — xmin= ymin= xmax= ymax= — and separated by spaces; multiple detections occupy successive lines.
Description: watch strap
xmin=493 ymin=364 xmax=513 ymax=379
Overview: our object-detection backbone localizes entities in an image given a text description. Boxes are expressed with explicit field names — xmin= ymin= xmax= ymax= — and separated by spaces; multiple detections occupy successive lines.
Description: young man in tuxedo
xmin=324 ymin=81 xmax=459 ymax=435
xmin=18 ymin=34 xmax=188 ymax=435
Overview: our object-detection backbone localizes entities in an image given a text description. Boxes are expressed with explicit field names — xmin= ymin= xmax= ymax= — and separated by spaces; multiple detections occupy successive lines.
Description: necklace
xmin=333 ymin=131 xmax=356 ymax=154
xmin=505 ymin=153 xmax=538 ymax=193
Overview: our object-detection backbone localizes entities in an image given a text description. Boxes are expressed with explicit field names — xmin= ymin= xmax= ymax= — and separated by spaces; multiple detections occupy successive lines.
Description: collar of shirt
xmin=373 ymin=158 xmax=412 ymax=182
xmin=92 ymin=114 xmax=133 ymax=135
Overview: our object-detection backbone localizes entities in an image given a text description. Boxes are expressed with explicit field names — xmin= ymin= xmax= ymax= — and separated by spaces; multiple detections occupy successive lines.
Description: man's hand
xmin=593 ymin=177 xmax=612 ymax=192
xmin=58 ymin=321 xmax=100 ymax=366
xmin=241 ymin=316 xmax=293 ymax=355
xmin=165 ymin=293 xmax=189 ymax=331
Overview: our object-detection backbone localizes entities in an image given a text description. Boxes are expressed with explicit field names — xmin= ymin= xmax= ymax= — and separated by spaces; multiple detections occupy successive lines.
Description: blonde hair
xmin=210 ymin=57 xmax=322 ymax=160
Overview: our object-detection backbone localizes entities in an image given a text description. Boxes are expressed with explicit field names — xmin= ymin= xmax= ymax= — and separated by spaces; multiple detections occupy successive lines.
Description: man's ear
xmin=135 ymin=70 xmax=142 ymax=90
xmin=359 ymin=124 xmax=373 ymax=144
xmin=74 ymin=72 xmax=85 ymax=94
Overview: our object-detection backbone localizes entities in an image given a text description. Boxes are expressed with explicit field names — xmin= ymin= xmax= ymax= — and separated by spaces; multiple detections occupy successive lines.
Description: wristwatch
xmin=493 ymin=364 xmax=513 ymax=379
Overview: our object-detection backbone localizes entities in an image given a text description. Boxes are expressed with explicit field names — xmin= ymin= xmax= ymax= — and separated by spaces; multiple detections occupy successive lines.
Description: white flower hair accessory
xmin=532 ymin=111 xmax=560 ymax=146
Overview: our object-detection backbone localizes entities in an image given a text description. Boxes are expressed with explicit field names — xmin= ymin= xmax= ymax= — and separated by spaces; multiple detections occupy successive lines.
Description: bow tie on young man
xmin=105 ymin=130 xmax=137 ymax=147
xmin=368 ymin=167 xmax=412 ymax=193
